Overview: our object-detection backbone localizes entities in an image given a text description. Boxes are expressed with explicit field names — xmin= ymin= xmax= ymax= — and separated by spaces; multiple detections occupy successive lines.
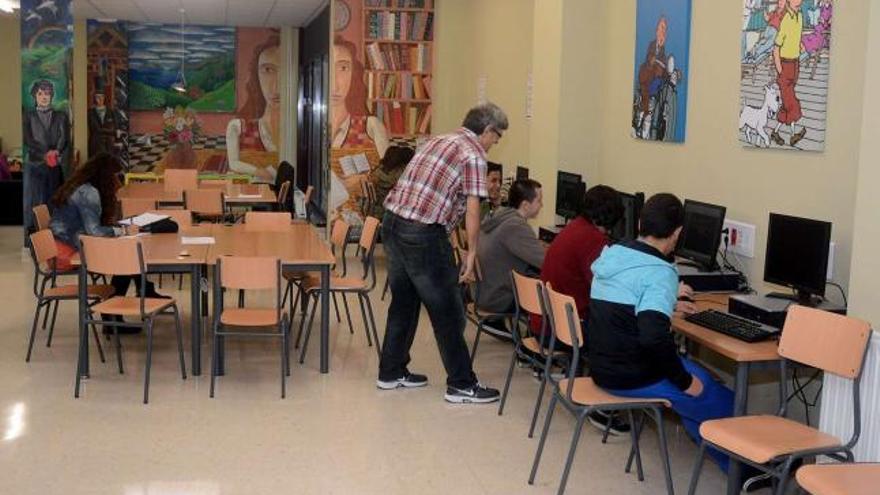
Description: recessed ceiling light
xmin=0 ymin=0 xmax=20 ymax=14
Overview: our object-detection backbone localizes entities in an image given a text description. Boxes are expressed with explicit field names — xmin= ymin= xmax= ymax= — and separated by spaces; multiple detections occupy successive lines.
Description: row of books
xmin=372 ymin=101 xmax=432 ymax=135
xmin=366 ymin=42 xmax=432 ymax=72
xmin=366 ymin=72 xmax=432 ymax=101
xmin=366 ymin=12 xmax=434 ymax=41
xmin=365 ymin=0 xmax=433 ymax=10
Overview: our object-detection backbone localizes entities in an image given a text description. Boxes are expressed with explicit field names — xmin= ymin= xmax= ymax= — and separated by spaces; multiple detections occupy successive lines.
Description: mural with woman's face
xmin=259 ymin=45 xmax=280 ymax=118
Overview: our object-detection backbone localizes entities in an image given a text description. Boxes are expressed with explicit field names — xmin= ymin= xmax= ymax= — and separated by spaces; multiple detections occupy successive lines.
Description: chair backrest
xmin=29 ymin=228 xmax=58 ymax=270
xmin=779 ymin=305 xmax=872 ymax=380
xmin=199 ymin=179 xmax=230 ymax=189
xmin=121 ymin=198 xmax=157 ymax=218
xmin=511 ymin=271 xmax=544 ymax=316
xmin=277 ymin=180 xmax=291 ymax=210
xmin=149 ymin=209 xmax=192 ymax=228
xmin=33 ymin=204 xmax=51 ymax=231
xmin=543 ymin=283 xmax=584 ymax=349
xmin=80 ymin=235 xmax=143 ymax=276
xmin=164 ymin=169 xmax=198 ymax=193
xmin=184 ymin=189 xmax=225 ymax=216
xmin=330 ymin=219 xmax=351 ymax=249
xmin=219 ymin=255 xmax=280 ymax=291
xmin=245 ymin=211 xmax=291 ymax=232
xmin=359 ymin=216 xmax=380 ymax=253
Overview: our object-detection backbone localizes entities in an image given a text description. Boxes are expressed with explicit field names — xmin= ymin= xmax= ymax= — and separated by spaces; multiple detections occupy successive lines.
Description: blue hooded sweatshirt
xmin=587 ymin=241 xmax=693 ymax=391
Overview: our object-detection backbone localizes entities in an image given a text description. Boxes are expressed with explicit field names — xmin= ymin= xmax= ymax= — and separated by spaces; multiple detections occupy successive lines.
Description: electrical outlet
xmin=827 ymin=241 xmax=835 ymax=280
xmin=722 ymin=219 xmax=756 ymax=258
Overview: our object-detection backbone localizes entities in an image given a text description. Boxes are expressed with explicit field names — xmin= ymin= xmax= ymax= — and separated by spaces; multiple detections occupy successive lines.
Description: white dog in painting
xmin=739 ymin=83 xmax=781 ymax=147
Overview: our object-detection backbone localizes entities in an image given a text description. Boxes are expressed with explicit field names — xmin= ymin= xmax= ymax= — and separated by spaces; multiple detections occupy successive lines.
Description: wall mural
xmin=740 ymin=0 xmax=832 ymax=151
xmin=86 ymin=24 xmax=280 ymax=180
xmin=87 ymin=20 xmax=129 ymax=168
xmin=630 ymin=0 xmax=692 ymax=143
xmin=21 ymin=0 xmax=73 ymax=237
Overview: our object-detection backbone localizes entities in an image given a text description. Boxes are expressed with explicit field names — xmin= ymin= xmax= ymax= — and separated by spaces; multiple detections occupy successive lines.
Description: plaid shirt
xmin=384 ymin=128 xmax=487 ymax=230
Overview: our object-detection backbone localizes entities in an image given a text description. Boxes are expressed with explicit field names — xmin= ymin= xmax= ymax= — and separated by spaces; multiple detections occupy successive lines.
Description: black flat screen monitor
xmin=555 ymin=171 xmax=584 ymax=221
xmin=764 ymin=213 xmax=831 ymax=303
xmin=611 ymin=192 xmax=645 ymax=242
xmin=516 ymin=166 xmax=529 ymax=180
xmin=675 ymin=200 xmax=726 ymax=271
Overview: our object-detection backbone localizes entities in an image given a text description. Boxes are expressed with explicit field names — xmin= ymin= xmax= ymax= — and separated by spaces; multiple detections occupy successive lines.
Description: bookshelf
xmin=363 ymin=0 xmax=434 ymax=138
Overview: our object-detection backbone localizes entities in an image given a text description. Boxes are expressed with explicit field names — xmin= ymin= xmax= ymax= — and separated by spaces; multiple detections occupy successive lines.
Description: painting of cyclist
xmin=638 ymin=17 xmax=669 ymax=121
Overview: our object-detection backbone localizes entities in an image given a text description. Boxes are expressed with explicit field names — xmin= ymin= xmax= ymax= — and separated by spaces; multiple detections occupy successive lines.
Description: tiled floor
xmin=0 ymin=226 xmax=740 ymax=494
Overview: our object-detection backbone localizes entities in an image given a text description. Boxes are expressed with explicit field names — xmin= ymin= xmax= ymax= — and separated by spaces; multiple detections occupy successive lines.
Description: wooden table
xmin=117 ymin=182 xmax=276 ymax=207
xmin=205 ymin=223 xmax=336 ymax=373
xmin=75 ymin=227 xmax=214 ymax=387
xmin=671 ymin=293 xmax=781 ymax=495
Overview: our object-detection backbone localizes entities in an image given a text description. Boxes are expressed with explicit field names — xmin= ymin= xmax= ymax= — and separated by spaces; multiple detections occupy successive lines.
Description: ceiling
xmin=72 ymin=0 xmax=327 ymax=27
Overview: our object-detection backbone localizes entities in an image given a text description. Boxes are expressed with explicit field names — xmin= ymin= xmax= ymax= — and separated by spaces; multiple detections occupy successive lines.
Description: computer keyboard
xmin=684 ymin=309 xmax=777 ymax=343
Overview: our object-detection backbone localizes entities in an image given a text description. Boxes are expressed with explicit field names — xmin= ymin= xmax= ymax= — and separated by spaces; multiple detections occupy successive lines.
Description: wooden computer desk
xmin=75 ymin=227 xmax=213 ymax=385
xmin=205 ymin=223 xmax=336 ymax=373
xmin=671 ymin=293 xmax=781 ymax=495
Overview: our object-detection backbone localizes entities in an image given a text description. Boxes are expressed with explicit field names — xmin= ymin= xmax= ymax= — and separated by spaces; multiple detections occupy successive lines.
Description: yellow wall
xmin=0 ymin=14 xmax=22 ymax=154
xmin=848 ymin=2 xmax=880 ymax=324
xmin=598 ymin=0 xmax=869 ymax=302
xmin=433 ymin=0 xmax=534 ymax=174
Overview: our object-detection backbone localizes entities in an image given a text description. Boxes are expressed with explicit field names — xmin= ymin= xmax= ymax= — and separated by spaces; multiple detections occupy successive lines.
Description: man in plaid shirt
xmin=377 ymin=103 xmax=508 ymax=403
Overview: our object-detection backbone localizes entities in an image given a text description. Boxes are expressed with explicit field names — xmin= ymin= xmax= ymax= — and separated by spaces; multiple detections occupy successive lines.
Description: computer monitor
xmin=516 ymin=166 xmax=529 ymax=180
xmin=555 ymin=171 xmax=584 ymax=221
xmin=675 ymin=200 xmax=727 ymax=271
xmin=611 ymin=191 xmax=645 ymax=242
xmin=764 ymin=213 xmax=831 ymax=305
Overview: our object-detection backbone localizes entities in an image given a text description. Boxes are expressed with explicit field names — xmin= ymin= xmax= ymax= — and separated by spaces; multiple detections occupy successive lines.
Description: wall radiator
xmin=819 ymin=331 xmax=880 ymax=461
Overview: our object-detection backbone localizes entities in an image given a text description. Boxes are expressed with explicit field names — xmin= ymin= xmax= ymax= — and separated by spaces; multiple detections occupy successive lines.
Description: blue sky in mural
xmin=128 ymin=23 xmax=236 ymax=111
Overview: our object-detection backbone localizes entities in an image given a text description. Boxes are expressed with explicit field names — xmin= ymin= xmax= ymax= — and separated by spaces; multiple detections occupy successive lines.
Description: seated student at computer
xmin=477 ymin=178 xmax=546 ymax=322
xmin=480 ymin=161 xmax=503 ymax=219
xmin=588 ymin=193 xmax=733 ymax=471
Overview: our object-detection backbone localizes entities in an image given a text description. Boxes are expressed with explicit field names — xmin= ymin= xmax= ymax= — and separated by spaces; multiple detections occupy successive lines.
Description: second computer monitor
xmin=556 ymin=171 xmax=584 ymax=221
xmin=611 ymin=191 xmax=645 ymax=242
xmin=676 ymin=199 xmax=727 ymax=271
xmin=764 ymin=213 xmax=831 ymax=303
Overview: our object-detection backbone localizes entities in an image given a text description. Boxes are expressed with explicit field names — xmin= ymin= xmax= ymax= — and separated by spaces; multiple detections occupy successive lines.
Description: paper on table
xmin=180 ymin=236 xmax=216 ymax=245
xmin=119 ymin=212 xmax=169 ymax=227
xmin=352 ymin=153 xmax=371 ymax=173
xmin=339 ymin=155 xmax=357 ymax=177
xmin=235 ymin=193 xmax=263 ymax=198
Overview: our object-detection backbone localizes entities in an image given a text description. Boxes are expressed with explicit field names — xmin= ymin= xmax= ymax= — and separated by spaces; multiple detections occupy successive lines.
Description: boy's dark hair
xmin=380 ymin=146 xmax=415 ymax=172
xmin=30 ymin=79 xmax=55 ymax=100
xmin=508 ymin=179 xmax=542 ymax=209
xmin=487 ymin=161 xmax=503 ymax=176
xmin=639 ymin=193 xmax=684 ymax=238
xmin=581 ymin=185 xmax=624 ymax=230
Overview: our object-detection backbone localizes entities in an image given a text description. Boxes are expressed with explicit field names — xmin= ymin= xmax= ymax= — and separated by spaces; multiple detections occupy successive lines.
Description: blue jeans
xmin=606 ymin=357 xmax=734 ymax=472
xmin=378 ymin=213 xmax=477 ymax=389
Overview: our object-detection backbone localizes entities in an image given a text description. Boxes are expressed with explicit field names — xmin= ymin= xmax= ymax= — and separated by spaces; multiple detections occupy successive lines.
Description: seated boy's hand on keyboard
xmin=675 ymin=299 xmax=699 ymax=315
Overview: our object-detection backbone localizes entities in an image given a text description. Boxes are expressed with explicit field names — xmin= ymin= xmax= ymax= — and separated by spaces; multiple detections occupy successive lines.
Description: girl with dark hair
xmin=227 ymin=32 xmax=281 ymax=181
xmin=50 ymin=153 xmax=166 ymax=325
xmin=370 ymin=146 xmax=414 ymax=218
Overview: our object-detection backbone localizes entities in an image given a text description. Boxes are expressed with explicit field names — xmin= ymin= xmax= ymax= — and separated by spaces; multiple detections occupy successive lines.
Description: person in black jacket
xmin=588 ymin=193 xmax=734 ymax=471
xmin=23 ymin=79 xmax=68 ymax=237
xmin=273 ymin=160 xmax=295 ymax=211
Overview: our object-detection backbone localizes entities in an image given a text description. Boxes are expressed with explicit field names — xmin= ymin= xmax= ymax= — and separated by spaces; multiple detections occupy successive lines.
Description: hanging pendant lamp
xmin=171 ymin=8 xmax=187 ymax=93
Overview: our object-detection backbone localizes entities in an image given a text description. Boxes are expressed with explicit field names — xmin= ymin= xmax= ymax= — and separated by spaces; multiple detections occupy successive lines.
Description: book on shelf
xmin=366 ymin=11 xmax=434 ymax=41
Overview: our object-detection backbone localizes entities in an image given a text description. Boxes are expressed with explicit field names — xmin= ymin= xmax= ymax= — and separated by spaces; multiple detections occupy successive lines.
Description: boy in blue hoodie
xmin=588 ymin=193 xmax=734 ymax=471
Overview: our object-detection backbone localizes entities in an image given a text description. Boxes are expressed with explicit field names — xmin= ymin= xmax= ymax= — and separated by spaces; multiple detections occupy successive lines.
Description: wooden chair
xmin=297 ymin=217 xmax=382 ymax=363
xmin=184 ymin=189 xmax=226 ymax=223
xmin=244 ymin=211 xmax=291 ymax=232
xmin=77 ymin=235 xmax=187 ymax=404
xmin=25 ymin=230 xmax=114 ymax=362
xmin=463 ymin=251 xmax=516 ymax=364
xmin=32 ymin=204 xmax=51 ymax=231
xmin=499 ymin=271 xmax=568 ymax=439
xmin=687 ymin=306 xmax=873 ymax=495
xmin=796 ymin=463 xmax=880 ymax=495
xmin=210 ymin=256 xmax=289 ymax=398
xmin=529 ymin=283 xmax=674 ymax=495
xmin=283 ymin=218 xmax=350 ymax=330
xmin=121 ymin=198 xmax=158 ymax=218
xmin=277 ymin=180 xmax=291 ymax=212
xmin=164 ymin=169 xmax=198 ymax=193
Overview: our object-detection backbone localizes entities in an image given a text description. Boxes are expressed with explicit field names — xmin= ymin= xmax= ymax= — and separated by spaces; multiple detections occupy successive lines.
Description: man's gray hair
xmin=462 ymin=102 xmax=509 ymax=135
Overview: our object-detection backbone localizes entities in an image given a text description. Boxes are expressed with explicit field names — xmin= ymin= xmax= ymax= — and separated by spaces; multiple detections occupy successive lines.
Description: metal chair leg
xmin=498 ymin=345 xmax=519 ymax=416
xmin=280 ymin=318 xmax=287 ymax=399
xmin=687 ymin=443 xmax=708 ymax=495
xmin=775 ymin=457 xmax=796 ymax=495
xmin=210 ymin=321 xmax=219 ymax=398
xmin=470 ymin=323 xmax=483 ymax=363
xmin=173 ymin=306 xmax=187 ymax=379
xmin=90 ymin=322 xmax=106 ymax=363
xmin=528 ymin=369 xmax=550 ymax=438
xmin=46 ymin=299 xmax=61 ymax=347
xmin=143 ymin=319 xmax=154 ymax=404
xmin=626 ymin=410 xmax=645 ymax=481
xmin=626 ymin=410 xmax=647 ymax=474
xmin=283 ymin=316 xmax=291 ymax=376
xmin=363 ymin=294 xmax=382 ymax=356
xmin=653 ymin=408 xmax=675 ymax=495
xmin=529 ymin=394 xmax=559 ymax=485
xmin=299 ymin=294 xmax=319 ymax=364
xmin=381 ymin=276 xmax=390 ymax=301
xmin=332 ymin=292 xmax=341 ymax=323
xmin=26 ymin=301 xmax=44 ymax=362
xmin=357 ymin=294 xmax=372 ymax=348
xmin=114 ymin=322 xmax=124 ymax=374
xmin=295 ymin=294 xmax=311 ymax=349
xmin=341 ymin=293 xmax=355 ymax=335
xmin=557 ymin=414 xmax=587 ymax=495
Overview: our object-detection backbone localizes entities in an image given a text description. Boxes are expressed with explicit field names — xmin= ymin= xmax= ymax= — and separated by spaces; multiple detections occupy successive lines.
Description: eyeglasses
xmin=491 ymin=128 xmax=504 ymax=139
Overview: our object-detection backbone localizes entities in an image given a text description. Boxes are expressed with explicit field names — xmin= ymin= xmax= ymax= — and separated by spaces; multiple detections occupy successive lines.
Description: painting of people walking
xmin=631 ymin=0 xmax=692 ymax=143
xmin=740 ymin=0 xmax=832 ymax=151
xmin=128 ymin=23 xmax=236 ymax=112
